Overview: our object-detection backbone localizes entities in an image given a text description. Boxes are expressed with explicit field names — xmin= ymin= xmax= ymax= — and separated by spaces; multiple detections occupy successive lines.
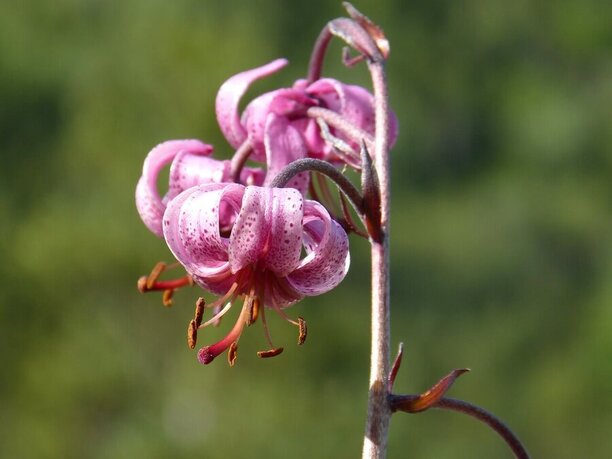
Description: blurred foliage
xmin=1 ymin=0 xmax=611 ymax=458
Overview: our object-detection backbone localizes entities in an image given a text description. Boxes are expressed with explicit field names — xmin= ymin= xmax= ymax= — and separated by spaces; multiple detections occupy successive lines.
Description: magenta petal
xmin=287 ymin=200 xmax=350 ymax=296
xmin=238 ymin=166 xmax=266 ymax=187
xmin=216 ymin=58 xmax=288 ymax=149
xmin=293 ymin=117 xmax=327 ymax=159
xmin=167 ymin=152 xmax=230 ymax=202
xmin=166 ymin=152 xmax=265 ymax=202
xmin=261 ymin=187 xmax=304 ymax=277
xmin=228 ymin=186 xmax=270 ymax=274
xmin=243 ymin=88 xmax=317 ymax=162
xmin=228 ymin=186 xmax=304 ymax=277
xmin=240 ymin=91 xmax=279 ymax=162
xmin=310 ymin=78 xmax=375 ymax=132
xmin=163 ymin=183 xmax=244 ymax=293
xmin=307 ymin=78 xmax=399 ymax=152
xmin=263 ymin=113 xmax=309 ymax=194
xmin=307 ymin=78 xmax=346 ymax=113
xmin=136 ymin=140 xmax=213 ymax=237
xmin=340 ymin=82 xmax=399 ymax=148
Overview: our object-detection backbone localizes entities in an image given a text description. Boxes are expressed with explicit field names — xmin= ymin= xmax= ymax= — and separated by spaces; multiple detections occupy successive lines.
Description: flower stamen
xmin=205 ymin=282 xmax=239 ymax=313
xmin=228 ymin=342 xmax=239 ymax=366
xmin=257 ymin=348 xmax=284 ymax=358
xmin=187 ymin=320 xmax=198 ymax=349
xmin=162 ymin=289 xmax=174 ymax=307
xmin=256 ymin=298 xmax=284 ymax=359
xmin=194 ymin=297 xmax=205 ymax=327
xmin=269 ymin=299 xmax=307 ymax=345
xmin=244 ymin=286 xmax=258 ymax=326
xmin=137 ymin=261 xmax=193 ymax=307
xmin=297 ymin=317 xmax=308 ymax=345
xmin=200 ymin=302 xmax=232 ymax=328
xmin=250 ymin=297 xmax=260 ymax=325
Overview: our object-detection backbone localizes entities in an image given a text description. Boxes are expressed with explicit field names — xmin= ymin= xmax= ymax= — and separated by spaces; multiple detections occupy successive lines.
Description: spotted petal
xmin=163 ymin=183 xmax=244 ymax=294
xmin=216 ymin=58 xmax=288 ymax=150
xmin=167 ymin=151 xmax=264 ymax=202
xmin=263 ymin=113 xmax=309 ymax=194
xmin=260 ymin=187 xmax=304 ymax=277
xmin=242 ymin=88 xmax=316 ymax=162
xmin=136 ymin=140 xmax=213 ymax=237
xmin=287 ymin=200 xmax=350 ymax=295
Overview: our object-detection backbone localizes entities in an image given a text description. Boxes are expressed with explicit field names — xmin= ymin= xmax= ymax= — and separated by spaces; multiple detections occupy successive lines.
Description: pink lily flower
xmin=216 ymin=59 xmax=398 ymax=165
xmin=162 ymin=182 xmax=350 ymax=364
xmin=135 ymin=139 xmax=264 ymax=237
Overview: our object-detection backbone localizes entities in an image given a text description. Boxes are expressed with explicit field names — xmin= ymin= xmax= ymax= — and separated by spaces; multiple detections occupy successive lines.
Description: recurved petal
xmin=216 ymin=58 xmax=288 ymax=149
xmin=261 ymin=187 xmax=304 ymax=277
xmin=228 ymin=186 xmax=270 ymax=273
xmin=263 ymin=113 xmax=309 ymax=194
xmin=287 ymin=200 xmax=350 ymax=296
xmin=243 ymin=88 xmax=317 ymax=162
xmin=228 ymin=186 xmax=304 ymax=277
xmin=166 ymin=152 xmax=265 ymax=202
xmin=136 ymin=140 xmax=213 ymax=237
xmin=167 ymin=152 xmax=229 ymax=202
xmin=163 ymin=183 xmax=244 ymax=290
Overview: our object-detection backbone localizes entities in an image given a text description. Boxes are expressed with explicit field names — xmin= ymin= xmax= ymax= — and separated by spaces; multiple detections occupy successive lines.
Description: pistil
xmin=197 ymin=302 xmax=249 ymax=365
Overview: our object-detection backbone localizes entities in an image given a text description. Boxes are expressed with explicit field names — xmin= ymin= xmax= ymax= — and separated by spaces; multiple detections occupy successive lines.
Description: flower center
xmin=189 ymin=267 xmax=308 ymax=366
xmin=138 ymin=262 xmax=308 ymax=366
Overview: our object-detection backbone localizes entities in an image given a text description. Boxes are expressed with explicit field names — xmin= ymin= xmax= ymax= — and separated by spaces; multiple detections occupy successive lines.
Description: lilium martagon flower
xmin=135 ymin=139 xmax=265 ymax=305
xmin=162 ymin=182 xmax=350 ymax=365
xmin=216 ymin=58 xmax=398 ymax=170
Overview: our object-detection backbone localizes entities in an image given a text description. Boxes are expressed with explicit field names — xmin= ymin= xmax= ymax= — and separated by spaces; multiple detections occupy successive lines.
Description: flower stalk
xmin=306 ymin=3 xmax=394 ymax=457
xmin=134 ymin=3 xmax=531 ymax=458
xmin=363 ymin=57 xmax=392 ymax=458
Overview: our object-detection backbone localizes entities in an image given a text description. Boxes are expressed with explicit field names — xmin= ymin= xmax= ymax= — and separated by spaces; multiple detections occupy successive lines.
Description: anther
xmin=228 ymin=342 xmax=239 ymax=367
xmin=187 ymin=320 xmax=198 ymax=349
xmin=137 ymin=262 xmax=195 ymax=307
xmin=297 ymin=317 xmax=307 ymax=345
xmin=162 ymin=289 xmax=174 ymax=307
xmin=147 ymin=261 xmax=167 ymax=289
xmin=257 ymin=347 xmax=284 ymax=359
xmin=137 ymin=262 xmax=193 ymax=293
xmin=194 ymin=297 xmax=205 ymax=327
xmin=247 ymin=297 xmax=260 ymax=326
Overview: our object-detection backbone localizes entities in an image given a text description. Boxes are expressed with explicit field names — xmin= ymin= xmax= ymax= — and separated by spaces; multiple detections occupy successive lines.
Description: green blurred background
xmin=1 ymin=0 xmax=610 ymax=457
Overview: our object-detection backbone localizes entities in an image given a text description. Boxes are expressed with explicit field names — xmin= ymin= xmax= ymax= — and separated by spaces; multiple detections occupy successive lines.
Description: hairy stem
xmin=362 ymin=60 xmax=391 ymax=459
xmin=269 ymin=158 xmax=364 ymax=215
